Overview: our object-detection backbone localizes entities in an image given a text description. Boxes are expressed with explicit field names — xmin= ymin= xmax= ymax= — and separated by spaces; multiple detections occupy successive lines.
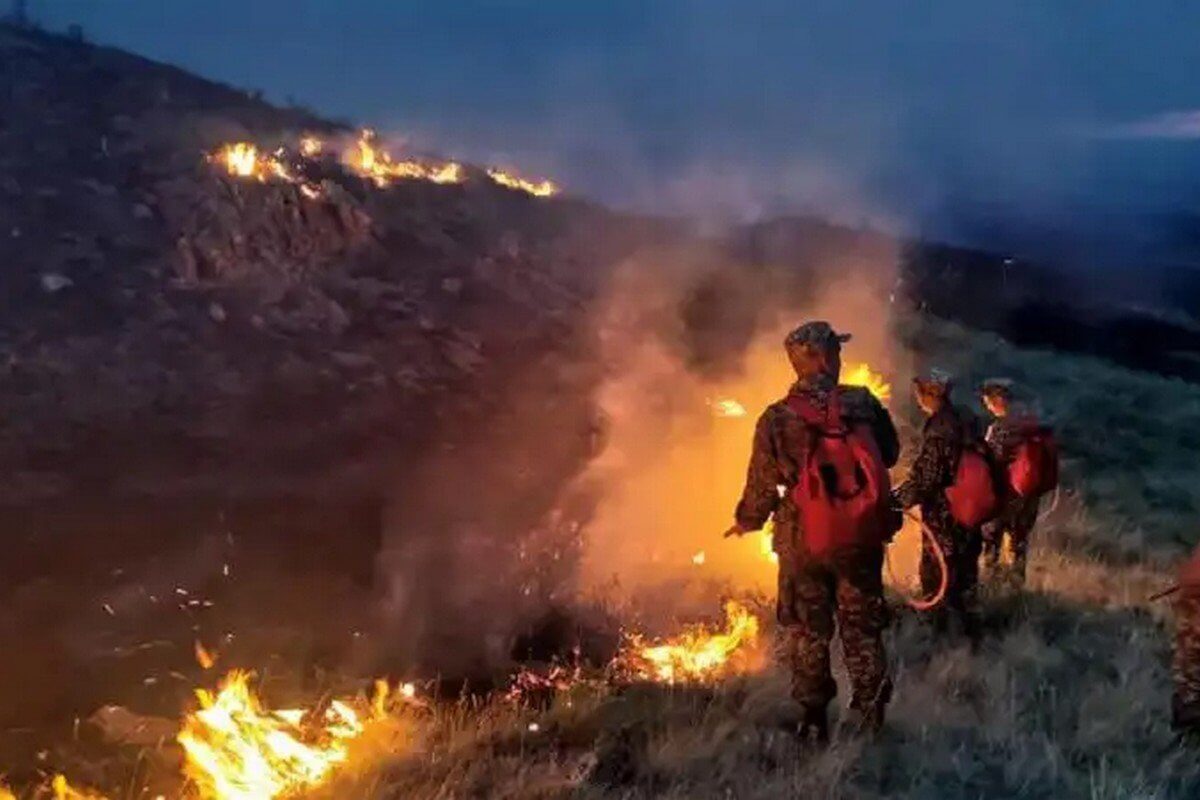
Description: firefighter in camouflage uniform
xmin=893 ymin=371 xmax=985 ymax=644
xmin=980 ymin=379 xmax=1040 ymax=584
xmin=724 ymin=322 xmax=900 ymax=743
xmin=1174 ymin=544 xmax=1200 ymax=738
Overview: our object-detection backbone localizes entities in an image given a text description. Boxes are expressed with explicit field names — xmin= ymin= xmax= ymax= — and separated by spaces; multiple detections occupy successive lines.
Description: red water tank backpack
xmin=1009 ymin=424 xmax=1060 ymax=498
xmin=944 ymin=446 xmax=999 ymax=527
xmin=786 ymin=391 xmax=892 ymax=559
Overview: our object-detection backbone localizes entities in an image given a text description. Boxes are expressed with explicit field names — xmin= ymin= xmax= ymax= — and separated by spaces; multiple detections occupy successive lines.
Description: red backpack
xmin=945 ymin=446 xmax=999 ymax=527
xmin=786 ymin=391 xmax=893 ymax=559
xmin=1009 ymin=425 xmax=1060 ymax=498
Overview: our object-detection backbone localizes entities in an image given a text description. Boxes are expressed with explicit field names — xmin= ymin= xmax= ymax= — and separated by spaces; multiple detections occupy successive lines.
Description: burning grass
xmin=177 ymin=670 xmax=370 ymax=800
xmin=612 ymin=600 xmax=762 ymax=684
xmin=207 ymin=130 xmax=559 ymax=198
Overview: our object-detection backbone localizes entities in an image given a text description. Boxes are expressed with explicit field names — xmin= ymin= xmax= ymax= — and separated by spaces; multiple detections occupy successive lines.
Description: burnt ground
xmin=1 ymin=20 xmax=1200 ymax=795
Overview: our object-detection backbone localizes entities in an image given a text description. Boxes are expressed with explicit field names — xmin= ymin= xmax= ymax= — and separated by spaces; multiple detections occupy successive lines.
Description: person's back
xmin=894 ymin=372 xmax=985 ymax=643
xmin=726 ymin=321 xmax=899 ymax=743
xmin=980 ymin=379 xmax=1044 ymax=583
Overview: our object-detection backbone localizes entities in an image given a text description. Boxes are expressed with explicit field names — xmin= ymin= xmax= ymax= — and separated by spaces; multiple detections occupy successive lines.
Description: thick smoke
xmin=370 ymin=224 xmax=928 ymax=678
xmin=571 ymin=238 xmax=922 ymax=615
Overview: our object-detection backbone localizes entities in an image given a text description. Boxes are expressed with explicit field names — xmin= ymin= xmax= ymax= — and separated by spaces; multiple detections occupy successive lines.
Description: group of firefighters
xmin=724 ymin=320 xmax=1200 ymax=743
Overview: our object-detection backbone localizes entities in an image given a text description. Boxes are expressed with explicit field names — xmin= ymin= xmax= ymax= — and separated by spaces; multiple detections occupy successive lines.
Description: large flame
xmin=486 ymin=168 xmax=559 ymax=197
xmin=614 ymin=600 xmax=761 ymax=684
xmin=842 ymin=362 xmax=892 ymax=404
xmin=343 ymin=130 xmax=465 ymax=187
xmin=177 ymin=670 xmax=367 ymax=800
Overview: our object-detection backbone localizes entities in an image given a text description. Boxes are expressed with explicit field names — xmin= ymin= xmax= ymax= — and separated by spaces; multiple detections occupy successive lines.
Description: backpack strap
xmin=785 ymin=391 xmax=847 ymax=436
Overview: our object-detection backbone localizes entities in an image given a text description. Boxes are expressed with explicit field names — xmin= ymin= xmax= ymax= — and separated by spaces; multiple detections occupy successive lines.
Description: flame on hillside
xmin=209 ymin=131 xmax=560 ymax=197
xmin=177 ymin=671 xmax=378 ymax=800
xmin=344 ymin=130 xmax=465 ymax=187
xmin=211 ymin=143 xmax=291 ymax=182
xmin=486 ymin=168 xmax=559 ymax=197
xmin=613 ymin=600 xmax=761 ymax=684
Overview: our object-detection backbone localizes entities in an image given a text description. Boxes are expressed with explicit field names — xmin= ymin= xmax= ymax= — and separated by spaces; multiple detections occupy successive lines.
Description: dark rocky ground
xmin=1 ymin=20 xmax=1199 ymax=794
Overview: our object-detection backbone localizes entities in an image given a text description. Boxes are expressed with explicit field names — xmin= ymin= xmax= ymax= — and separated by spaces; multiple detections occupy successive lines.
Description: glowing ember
xmin=343 ymin=130 xmax=465 ymax=188
xmin=843 ymin=363 xmax=892 ymax=403
xmin=504 ymin=663 xmax=586 ymax=704
xmin=692 ymin=550 xmax=706 ymax=565
xmin=711 ymin=398 xmax=747 ymax=418
xmin=615 ymin=600 xmax=760 ymax=684
xmin=299 ymin=136 xmax=323 ymax=158
xmin=178 ymin=670 xmax=366 ymax=800
xmin=486 ymin=168 xmax=559 ymax=198
xmin=195 ymin=640 xmax=217 ymax=670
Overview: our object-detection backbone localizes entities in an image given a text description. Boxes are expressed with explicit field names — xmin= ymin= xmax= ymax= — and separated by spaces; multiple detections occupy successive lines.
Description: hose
xmin=885 ymin=510 xmax=949 ymax=612
xmin=1037 ymin=485 xmax=1062 ymax=524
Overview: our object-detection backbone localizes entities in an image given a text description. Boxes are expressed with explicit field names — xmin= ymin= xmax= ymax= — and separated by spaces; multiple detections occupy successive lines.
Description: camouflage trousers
xmin=983 ymin=493 xmax=1040 ymax=582
xmin=1174 ymin=592 xmax=1200 ymax=732
xmin=776 ymin=546 xmax=891 ymax=718
xmin=919 ymin=500 xmax=982 ymax=641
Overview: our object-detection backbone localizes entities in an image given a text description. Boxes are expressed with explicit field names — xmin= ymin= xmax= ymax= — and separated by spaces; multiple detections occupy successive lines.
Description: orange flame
xmin=486 ymin=168 xmax=559 ymax=197
xmin=213 ymin=143 xmax=274 ymax=180
xmin=344 ymin=130 xmax=464 ymax=188
xmin=209 ymin=142 xmax=321 ymax=198
xmin=615 ymin=600 xmax=760 ymax=684
xmin=843 ymin=362 xmax=892 ymax=403
xmin=177 ymin=670 xmax=367 ymax=800
xmin=211 ymin=132 xmax=560 ymax=197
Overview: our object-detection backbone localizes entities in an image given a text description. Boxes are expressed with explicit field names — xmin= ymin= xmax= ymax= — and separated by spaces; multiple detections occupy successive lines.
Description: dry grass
xmin=322 ymin=317 xmax=1200 ymax=799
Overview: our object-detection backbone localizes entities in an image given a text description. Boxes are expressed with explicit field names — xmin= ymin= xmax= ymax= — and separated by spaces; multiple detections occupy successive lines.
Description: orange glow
xmin=614 ymin=600 xmax=761 ymax=684
xmin=486 ymin=167 xmax=559 ymax=197
xmin=50 ymin=776 xmax=109 ymax=800
xmin=178 ymin=670 xmax=368 ymax=800
xmin=710 ymin=398 xmax=748 ymax=418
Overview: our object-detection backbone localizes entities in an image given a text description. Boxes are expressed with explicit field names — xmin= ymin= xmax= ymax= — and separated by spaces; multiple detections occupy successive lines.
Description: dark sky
xmin=33 ymin=1 xmax=1200 ymax=249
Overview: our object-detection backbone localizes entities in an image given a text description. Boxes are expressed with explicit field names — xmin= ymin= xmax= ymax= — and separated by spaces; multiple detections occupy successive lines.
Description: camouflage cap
xmin=913 ymin=368 xmax=954 ymax=396
xmin=783 ymin=321 xmax=851 ymax=351
xmin=979 ymin=377 xmax=1014 ymax=399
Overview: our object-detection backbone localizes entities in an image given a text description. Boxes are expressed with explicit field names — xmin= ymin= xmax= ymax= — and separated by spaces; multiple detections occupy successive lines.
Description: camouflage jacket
xmin=894 ymin=403 xmax=983 ymax=510
xmin=984 ymin=412 xmax=1037 ymax=465
xmin=733 ymin=375 xmax=900 ymax=555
